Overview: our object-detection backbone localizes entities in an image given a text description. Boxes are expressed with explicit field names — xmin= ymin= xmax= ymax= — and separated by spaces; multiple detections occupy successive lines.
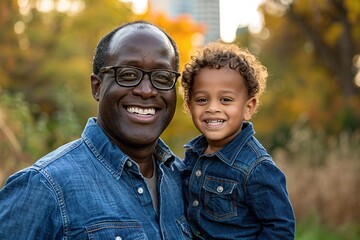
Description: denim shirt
xmin=183 ymin=122 xmax=295 ymax=240
xmin=0 ymin=118 xmax=192 ymax=240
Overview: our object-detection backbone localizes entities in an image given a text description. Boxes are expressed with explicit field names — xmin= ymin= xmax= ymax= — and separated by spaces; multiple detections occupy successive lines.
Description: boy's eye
xmin=194 ymin=97 xmax=207 ymax=103
xmin=220 ymin=97 xmax=232 ymax=102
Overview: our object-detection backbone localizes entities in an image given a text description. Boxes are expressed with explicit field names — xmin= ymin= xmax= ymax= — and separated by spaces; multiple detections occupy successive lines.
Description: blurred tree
xmin=0 ymin=0 xmax=134 ymax=124
xmin=242 ymin=0 xmax=360 ymax=151
xmin=264 ymin=0 xmax=360 ymax=98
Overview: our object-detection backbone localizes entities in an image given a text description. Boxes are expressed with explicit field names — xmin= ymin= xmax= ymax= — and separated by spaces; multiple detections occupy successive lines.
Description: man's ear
xmin=91 ymin=73 xmax=102 ymax=102
xmin=244 ymin=97 xmax=257 ymax=121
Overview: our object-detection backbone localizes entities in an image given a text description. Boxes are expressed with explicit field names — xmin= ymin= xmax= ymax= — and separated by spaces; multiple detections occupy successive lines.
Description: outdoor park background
xmin=1 ymin=0 xmax=360 ymax=239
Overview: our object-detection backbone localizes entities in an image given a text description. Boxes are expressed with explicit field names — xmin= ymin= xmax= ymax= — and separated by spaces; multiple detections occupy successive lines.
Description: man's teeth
xmin=127 ymin=107 xmax=155 ymax=115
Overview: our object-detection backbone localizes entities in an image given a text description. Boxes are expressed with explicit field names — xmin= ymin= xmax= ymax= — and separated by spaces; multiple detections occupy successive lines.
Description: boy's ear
xmin=185 ymin=99 xmax=193 ymax=113
xmin=244 ymin=97 xmax=257 ymax=121
xmin=185 ymin=100 xmax=191 ymax=110
xmin=91 ymin=73 xmax=102 ymax=102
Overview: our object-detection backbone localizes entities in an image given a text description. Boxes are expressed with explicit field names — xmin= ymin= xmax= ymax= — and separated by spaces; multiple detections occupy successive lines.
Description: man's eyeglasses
xmin=100 ymin=65 xmax=180 ymax=90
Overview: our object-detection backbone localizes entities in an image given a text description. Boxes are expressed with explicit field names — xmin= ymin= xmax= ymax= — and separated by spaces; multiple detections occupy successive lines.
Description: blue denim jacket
xmin=183 ymin=122 xmax=295 ymax=239
xmin=0 ymin=118 xmax=192 ymax=240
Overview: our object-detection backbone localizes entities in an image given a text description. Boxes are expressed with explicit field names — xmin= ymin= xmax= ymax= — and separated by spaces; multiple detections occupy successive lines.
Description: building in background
xmin=150 ymin=0 xmax=220 ymax=44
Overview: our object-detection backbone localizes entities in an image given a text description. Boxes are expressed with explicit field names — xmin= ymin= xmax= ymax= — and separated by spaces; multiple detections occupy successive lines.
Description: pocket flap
xmin=203 ymin=175 xmax=237 ymax=195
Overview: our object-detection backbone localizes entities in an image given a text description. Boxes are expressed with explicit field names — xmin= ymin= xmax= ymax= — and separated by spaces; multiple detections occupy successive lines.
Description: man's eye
xmin=118 ymin=69 xmax=139 ymax=81
xmin=153 ymin=72 xmax=172 ymax=82
xmin=120 ymin=72 xmax=137 ymax=78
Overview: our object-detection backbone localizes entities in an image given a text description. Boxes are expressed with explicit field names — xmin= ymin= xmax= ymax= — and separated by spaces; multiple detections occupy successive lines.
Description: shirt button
xmin=185 ymin=179 xmax=189 ymax=186
xmin=137 ymin=187 xmax=144 ymax=194
xmin=193 ymin=200 xmax=199 ymax=207
xmin=115 ymin=237 xmax=122 ymax=240
xmin=126 ymin=161 xmax=133 ymax=167
xmin=217 ymin=186 xmax=224 ymax=193
xmin=195 ymin=170 xmax=202 ymax=177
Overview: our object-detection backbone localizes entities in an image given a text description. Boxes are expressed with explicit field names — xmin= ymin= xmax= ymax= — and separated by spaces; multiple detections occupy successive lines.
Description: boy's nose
xmin=206 ymin=101 xmax=221 ymax=113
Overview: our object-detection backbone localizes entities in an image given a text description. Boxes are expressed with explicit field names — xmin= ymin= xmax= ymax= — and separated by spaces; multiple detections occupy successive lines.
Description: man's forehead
xmin=108 ymin=24 xmax=172 ymax=57
xmin=110 ymin=24 xmax=165 ymax=46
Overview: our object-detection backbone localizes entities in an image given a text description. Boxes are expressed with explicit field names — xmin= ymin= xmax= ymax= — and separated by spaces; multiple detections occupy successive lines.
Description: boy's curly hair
xmin=180 ymin=42 xmax=268 ymax=114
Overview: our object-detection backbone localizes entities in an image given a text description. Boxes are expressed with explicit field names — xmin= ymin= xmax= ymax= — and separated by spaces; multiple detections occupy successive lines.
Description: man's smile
xmin=126 ymin=106 xmax=156 ymax=116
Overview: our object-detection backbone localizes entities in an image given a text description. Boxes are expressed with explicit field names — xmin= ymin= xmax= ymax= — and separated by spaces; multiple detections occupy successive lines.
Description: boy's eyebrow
xmin=192 ymin=89 xmax=239 ymax=95
xmin=192 ymin=90 xmax=207 ymax=94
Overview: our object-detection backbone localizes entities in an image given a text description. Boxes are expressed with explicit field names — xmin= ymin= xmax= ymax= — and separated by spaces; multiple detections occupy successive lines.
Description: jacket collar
xmin=184 ymin=122 xmax=255 ymax=166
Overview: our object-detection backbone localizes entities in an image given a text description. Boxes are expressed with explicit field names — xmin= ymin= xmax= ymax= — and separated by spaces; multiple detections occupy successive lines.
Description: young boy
xmin=180 ymin=42 xmax=295 ymax=239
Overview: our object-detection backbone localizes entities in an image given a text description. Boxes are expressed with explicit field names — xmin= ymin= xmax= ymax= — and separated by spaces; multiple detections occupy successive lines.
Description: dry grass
xmin=278 ymin=157 xmax=360 ymax=227
xmin=274 ymin=127 xmax=360 ymax=228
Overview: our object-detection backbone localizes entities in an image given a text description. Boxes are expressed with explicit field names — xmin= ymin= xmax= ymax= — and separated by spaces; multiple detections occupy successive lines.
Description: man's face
xmin=92 ymin=26 xmax=177 ymax=149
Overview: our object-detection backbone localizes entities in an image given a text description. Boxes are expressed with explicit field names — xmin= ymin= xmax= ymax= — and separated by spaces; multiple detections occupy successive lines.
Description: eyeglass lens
xmin=116 ymin=67 xmax=176 ymax=90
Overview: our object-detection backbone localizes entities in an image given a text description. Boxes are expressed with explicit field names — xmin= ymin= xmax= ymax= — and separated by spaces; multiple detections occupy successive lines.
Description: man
xmin=0 ymin=21 xmax=192 ymax=239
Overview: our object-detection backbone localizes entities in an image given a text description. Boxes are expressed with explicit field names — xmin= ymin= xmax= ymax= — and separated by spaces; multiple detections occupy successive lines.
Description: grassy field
xmin=274 ymin=124 xmax=360 ymax=240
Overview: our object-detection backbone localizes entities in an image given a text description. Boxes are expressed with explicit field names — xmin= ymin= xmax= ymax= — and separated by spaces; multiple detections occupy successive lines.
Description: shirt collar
xmin=184 ymin=121 xmax=255 ymax=166
xmin=82 ymin=118 xmax=176 ymax=179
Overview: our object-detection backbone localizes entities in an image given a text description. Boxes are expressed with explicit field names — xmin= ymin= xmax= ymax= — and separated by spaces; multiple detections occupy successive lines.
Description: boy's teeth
xmin=127 ymin=107 xmax=155 ymax=115
xmin=206 ymin=120 xmax=223 ymax=123
xmin=206 ymin=120 xmax=224 ymax=125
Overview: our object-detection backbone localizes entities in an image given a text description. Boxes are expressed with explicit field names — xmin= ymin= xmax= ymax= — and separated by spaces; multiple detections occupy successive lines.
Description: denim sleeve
xmin=0 ymin=169 xmax=63 ymax=239
xmin=246 ymin=159 xmax=295 ymax=240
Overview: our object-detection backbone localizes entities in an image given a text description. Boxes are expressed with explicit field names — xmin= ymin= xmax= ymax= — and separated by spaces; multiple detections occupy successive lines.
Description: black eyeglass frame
xmin=99 ymin=65 xmax=181 ymax=90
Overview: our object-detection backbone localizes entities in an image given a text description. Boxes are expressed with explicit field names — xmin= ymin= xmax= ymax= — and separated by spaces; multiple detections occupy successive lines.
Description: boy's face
xmin=188 ymin=66 xmax=256 ymax=153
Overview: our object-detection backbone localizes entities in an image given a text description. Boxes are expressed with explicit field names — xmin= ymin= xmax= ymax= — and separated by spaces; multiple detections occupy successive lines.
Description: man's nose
xmin=132 ymin=73 xmax=158 ymax=98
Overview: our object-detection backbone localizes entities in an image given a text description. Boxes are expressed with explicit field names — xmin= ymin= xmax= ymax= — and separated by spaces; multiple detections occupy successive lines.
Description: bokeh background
xmin=1 ymin=0 xmax=360 ymax=239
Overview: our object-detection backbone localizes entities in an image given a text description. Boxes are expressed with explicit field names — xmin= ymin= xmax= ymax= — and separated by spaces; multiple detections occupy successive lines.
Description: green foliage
xmin=296 ymin=215 xmax=360 ymax=240
xmin=0 ymin=91 xmax=47 ymax=158
xmin=0 ymin=89 xmax=82 ymax=185
xmin=0 ymin=89 xmax=81 ymax=157
xmin=0 ymin=0 xmax=134 ymax=124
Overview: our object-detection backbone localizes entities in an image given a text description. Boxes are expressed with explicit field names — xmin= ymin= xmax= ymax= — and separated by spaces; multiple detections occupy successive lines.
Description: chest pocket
xmin=86 ymin=221 xmax=147 ymax=240
xmin=203 ymin=175 xmax=238 ymax=220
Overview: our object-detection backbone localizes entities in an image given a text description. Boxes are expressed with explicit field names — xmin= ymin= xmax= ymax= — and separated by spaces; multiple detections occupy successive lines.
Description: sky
xmin=219 ymin=0 xmax=264 ymax=42
xmin=122 ymin=0 xmax=264 ymax=43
